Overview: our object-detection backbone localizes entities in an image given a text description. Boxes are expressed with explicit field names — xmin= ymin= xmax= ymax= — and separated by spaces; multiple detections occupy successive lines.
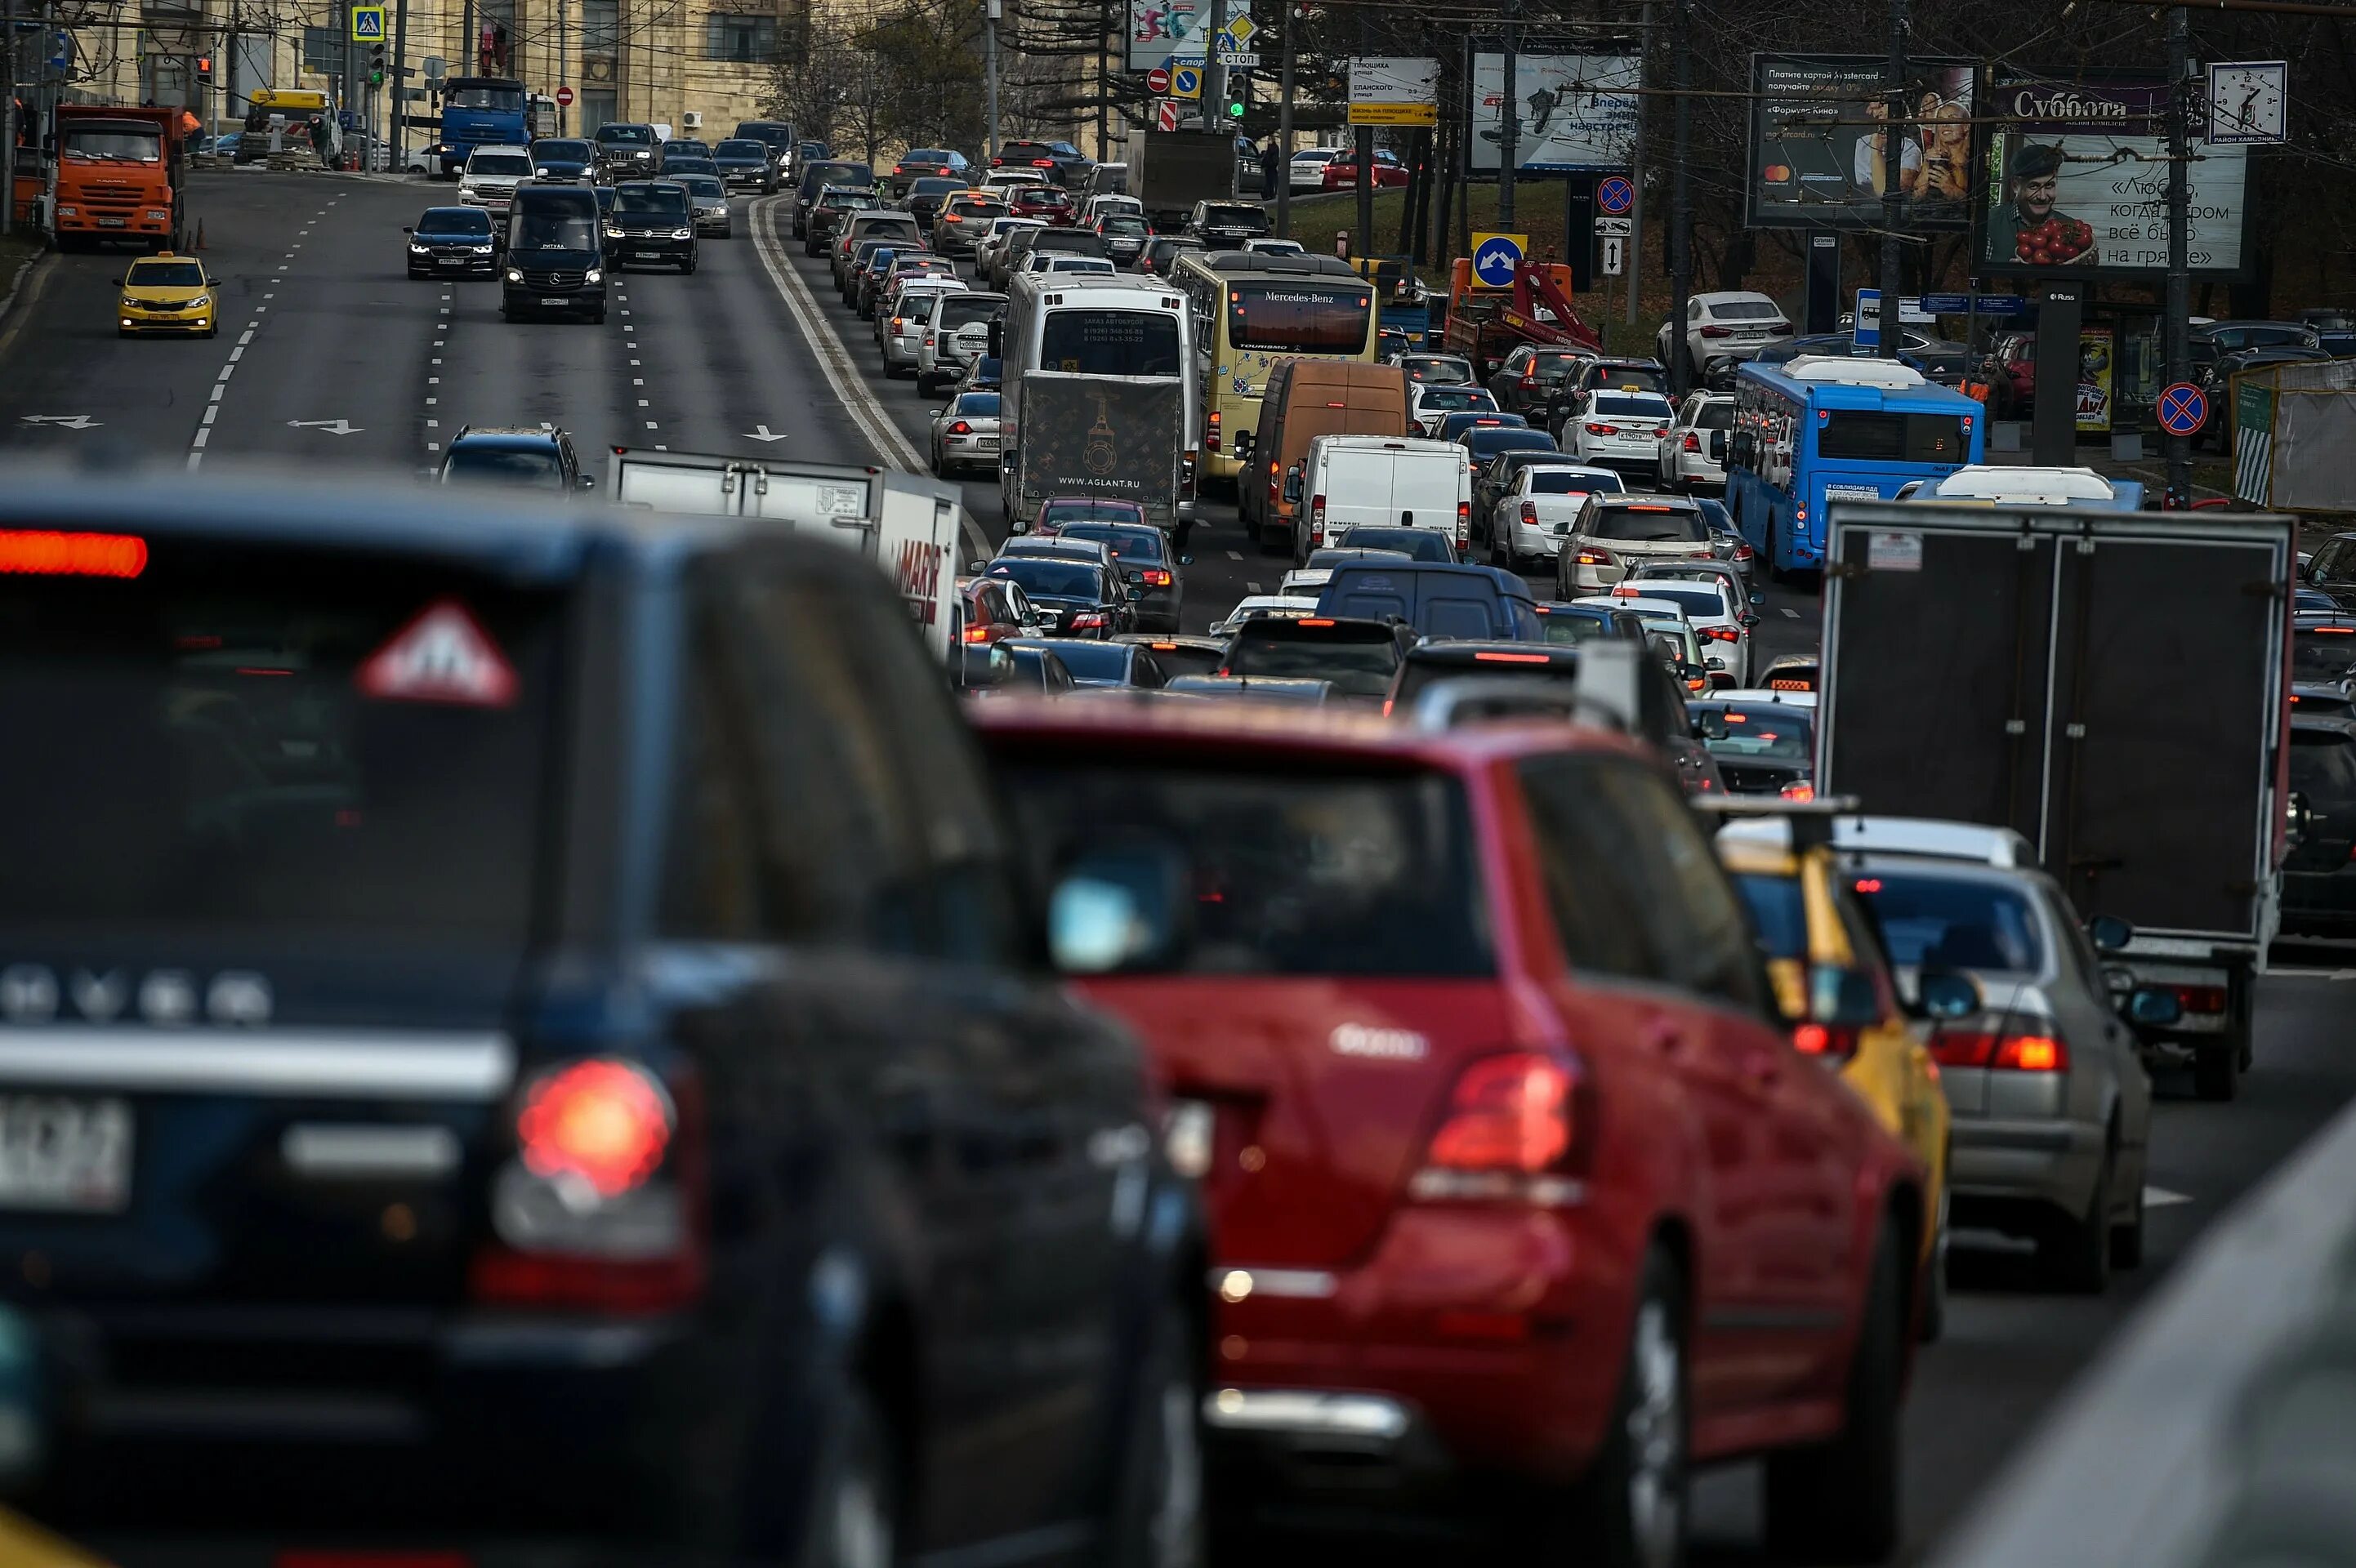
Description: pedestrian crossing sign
xmin=350 ymin=4 xmax=385 ymax=42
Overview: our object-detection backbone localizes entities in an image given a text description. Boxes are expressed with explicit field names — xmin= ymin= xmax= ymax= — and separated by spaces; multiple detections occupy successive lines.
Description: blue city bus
xmin=433 ymin=76 xmax=529 ymax=177
xmin=1725 ymin=356 xmax=1984 ymax=577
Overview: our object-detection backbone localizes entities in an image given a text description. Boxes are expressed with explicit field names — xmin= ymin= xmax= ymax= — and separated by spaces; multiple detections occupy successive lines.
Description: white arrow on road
xmin=287 ymin=419 xmax=364 ymax=435
xmin=744 ymin=424 xmax=788 ymax=443
xmin=20 ymin=414 xmax=101 ymax=429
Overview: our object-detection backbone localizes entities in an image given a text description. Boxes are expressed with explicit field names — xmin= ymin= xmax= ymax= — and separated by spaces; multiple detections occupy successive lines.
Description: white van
xmin=1290 ymin=434 xmax=1471 ymax=565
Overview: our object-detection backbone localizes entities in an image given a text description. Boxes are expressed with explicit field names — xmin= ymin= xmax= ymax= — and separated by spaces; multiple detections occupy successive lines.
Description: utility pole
xmin=2 ymin=0 xmax=16 ymax=240
xmin=984 ymin=0 xmax=1000 ymax=158
xmin=393 ymin=0 xmax=409 ymax=166
xmin=1626 ymin=0 xmax=1649 ymax=324
xmin=2165 ymin=2 xmax=2191 ymax=508
xmin=1202 ymin=0 xmax=1227 ymax=133
xmin=1276 ymin=0 xmax=1294 ymax=236
xmin=1668 ymin=0 xmax=1691 ymax=391
xmin=1497 ymin=0 xmax=1519 ymax=229
xmin=556 ymin=0 xmax=565 ymax=132
xmin=1877 ymin=0 xmax=1907 ymax=359
xmin=1353 ymin=4 xmax=1371 ymax=256
xmin=1095 ymin=0 xmax=1107 ymax=161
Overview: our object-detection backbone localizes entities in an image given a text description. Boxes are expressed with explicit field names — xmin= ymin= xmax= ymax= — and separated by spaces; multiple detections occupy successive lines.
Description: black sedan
xmin=404 ymin=204 xmax=499 ymax=278
xmin=712 ymin=137 xmax=777 ymax=192
xmin=1051 ymin=520 xmax=1184 ymax=632
xmin=904 ymin=175 xmax=970 ymax=229
xmin=993 ymin=137 xmax=1093 ymax=188
xmin=979 ymin=557 xmax=1131 ymax=637
xmin=529 ymin=137 xmax=596 ymax=181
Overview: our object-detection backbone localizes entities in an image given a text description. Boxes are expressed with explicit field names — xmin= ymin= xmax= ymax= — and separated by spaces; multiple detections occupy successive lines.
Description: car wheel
xmin=2037 ymin=1141 xmax=2113 ymax=1294
xmin=2111 ymin=1161 xmax=2146 ymax=1270
xmin=1763 ymin=1223 xmax=1903 ymax=1564
xmin=1109 ymin=1299 xmax=1205 ymax=1568
xmin=796 ymin=1381 xmax=895 ymax=1568
xmin=1919 ymin=1174 xmax=1950 ymax=1344
xmin=1515 ymin=1245 xmax=1686 ymax=1568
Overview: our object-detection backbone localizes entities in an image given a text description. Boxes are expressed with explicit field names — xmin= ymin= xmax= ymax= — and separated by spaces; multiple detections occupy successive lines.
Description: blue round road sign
xmin=1472 ymin=234 xmax=1524 ymax=287
xmin=1597 ymin=175 xmax=1635 ymax=215
xmin=2157 ymin=381 xmax=2207 ymax=438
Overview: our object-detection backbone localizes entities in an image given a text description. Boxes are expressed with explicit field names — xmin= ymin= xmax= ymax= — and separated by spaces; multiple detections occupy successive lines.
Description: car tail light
xmin=964 ymin=624 xmax=990 ymax=644
xmin=1576 ymin=547 xmax=1617 ymax=567
xmin=1731 ymin=540 xmax=1756 ymax=563
xmin=1143 ymin=568 xmax=1172 ymax=586
xmin=470 ymin=1058 xmax=704 ymax=1314
xmin=890 ymin=316 xmax=905 ymax=331
xmin=1932 ymin=1029 xmax=2071 ymax=1073
xmin=1457 ymin=500 xmax=1470 ymax=543
xmin=1520 ymin=501 xmax=1539 ymax=527
xmin=1408 ymin=1050 xmax=1591 ymax=1205
xmin=1768 ymin=321 xmax=1794 ymax=335
xmin=1310 ymin=493 xmax=1326 ymax=546
xmin=1700 ymin=625 xmax=1740 ymax=644
xmin=1699 ymin=324 xmax=1732 ymax=338
xmin=2171 ymin=984 xmax=2228 ymax=1014
xmin=948 ymin=421 xmax=973 ymax=435
xmin=1033 ymin=158 xmax=1054 ymax=168
xmin=1683 ymin=432 xmax=1701 ymax=452
xmin=1792 ymin=1022 xmax=1860 ymax=1059
xmin=1070 ymin=612 xmax=1107 ymax=631
xmin=1586 ymin=422 xmax=1618 ymax=436
xmin=1207 ymin=409 xmax=1220 ymax=452
xmin=894 ymin=164 xmax=905 ymax=175
xmin=1780 ymin=781 xmax=1816 ymax=801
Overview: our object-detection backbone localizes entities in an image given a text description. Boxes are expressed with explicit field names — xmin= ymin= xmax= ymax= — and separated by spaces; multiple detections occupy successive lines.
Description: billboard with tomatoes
xmin=1744 ymin=54 xmax=1975 ymax=230
xmin=1977 ymin=69 xmax=2250 ymax=278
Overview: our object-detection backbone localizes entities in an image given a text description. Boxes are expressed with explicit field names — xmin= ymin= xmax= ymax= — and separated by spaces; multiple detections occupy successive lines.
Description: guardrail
xmin=1930 ymin=1094 xmax=2356 ymax=1567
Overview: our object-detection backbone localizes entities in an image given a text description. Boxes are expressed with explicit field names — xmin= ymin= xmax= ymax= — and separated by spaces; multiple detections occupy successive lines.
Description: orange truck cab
xmin=52 ymin=105 xmax=186 ymax=252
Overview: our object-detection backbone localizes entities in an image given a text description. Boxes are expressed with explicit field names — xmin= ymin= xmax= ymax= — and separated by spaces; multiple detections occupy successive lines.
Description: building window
xmin=582 ymin=0 xmax=621 ymax=54
xmin=704 ymin=13 xmax=775 ymax=60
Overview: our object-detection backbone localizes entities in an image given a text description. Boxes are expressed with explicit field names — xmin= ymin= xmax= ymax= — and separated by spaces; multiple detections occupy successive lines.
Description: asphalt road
xmin=2 ymin=168 xmax=2354 ymax=1568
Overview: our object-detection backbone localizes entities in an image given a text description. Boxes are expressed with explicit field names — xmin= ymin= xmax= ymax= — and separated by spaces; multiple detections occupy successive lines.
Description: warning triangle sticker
xmin=355 ymin=598 xmax=520 ymax=707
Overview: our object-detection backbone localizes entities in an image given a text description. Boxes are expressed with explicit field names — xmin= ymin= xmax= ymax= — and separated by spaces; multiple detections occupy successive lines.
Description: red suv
xmin=974 ymin=701 xmax=1927 ymax=1562
xmin=1009 ymin=185 xmax=1078 ymax=227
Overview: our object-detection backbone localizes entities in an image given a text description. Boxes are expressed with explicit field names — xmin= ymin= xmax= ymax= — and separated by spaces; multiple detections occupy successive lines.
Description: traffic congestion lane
xmin=0 ymin=171 xmax=325 ymax=458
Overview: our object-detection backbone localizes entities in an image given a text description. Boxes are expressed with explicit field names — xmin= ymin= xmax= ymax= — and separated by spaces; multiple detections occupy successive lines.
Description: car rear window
xmin=1850 ymin=873 xmax=2044 ymax=974
xmin=0 ymin=539 xmax=556 ymax=940
xmin=1336 ymin=528 xmax=1453 ymax=563
xmin=1391 ymin=654 xmax=1576 ymax=709
xmin=2291 ymin=729 xmax=2356 ymax=803
xmin=1058 ymin=524 xmax=1165 ymax=563
xmin=1592 ymin=504 xmax=1706 ymax=543
xmin=1529 ymin=470 xmax=1619 ymax=496
xmin=1709 ymin=300 xmax=1783 ymax=320
xmin=1732 ymin=872 xmax=1808 ymax=960
xmin=1537 ymin=608 xmax=1615 ymax=645
xmin=1626 ymin=582 xmax=1725 ymax=617
xmin=1225 ymin=626 xmax=1401 ymax=699
xmin=1595 ymin=394 xmax=1672 ymax=419
xmin=1693 ymin=705 xmax=1811 ymax=760
xmin=2294 ymin=626 xmax=2356 ymax=680
xmin=999 ymin=761 xmax=1491 ymax=976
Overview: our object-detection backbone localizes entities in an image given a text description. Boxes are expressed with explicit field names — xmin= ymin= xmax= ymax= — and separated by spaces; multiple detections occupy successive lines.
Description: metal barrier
xmin=1931 ymin=1094 xmax=2356 ymax=1567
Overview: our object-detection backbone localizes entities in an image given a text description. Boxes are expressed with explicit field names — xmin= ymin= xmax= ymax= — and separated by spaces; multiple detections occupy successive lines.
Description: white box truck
xmin=608 ymin=449 xmax=968 ymax=662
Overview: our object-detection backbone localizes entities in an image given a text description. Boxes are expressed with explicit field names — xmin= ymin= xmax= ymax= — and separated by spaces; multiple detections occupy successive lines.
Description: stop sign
xmin=1145 ymin=67 xmax=1169 ymax=94
xmin=556 ymin=85 xmax=574 ymax=106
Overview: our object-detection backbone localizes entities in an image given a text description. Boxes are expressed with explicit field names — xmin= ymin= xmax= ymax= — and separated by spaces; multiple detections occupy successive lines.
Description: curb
xmin=0 ymin=250 xmax=44 ymax=329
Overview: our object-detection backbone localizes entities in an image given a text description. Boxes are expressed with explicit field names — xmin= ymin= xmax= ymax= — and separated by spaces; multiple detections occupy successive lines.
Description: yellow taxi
xmin=1714 ymin=805 xmax=1962 ymax=1341
xmin=117 ymin=252 xmax=218 ymax=338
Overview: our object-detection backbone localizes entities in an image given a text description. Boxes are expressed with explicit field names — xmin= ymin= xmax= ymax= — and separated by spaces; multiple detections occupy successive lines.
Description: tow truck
xmin=1438 ymin=256 xmax=1601 ymax=376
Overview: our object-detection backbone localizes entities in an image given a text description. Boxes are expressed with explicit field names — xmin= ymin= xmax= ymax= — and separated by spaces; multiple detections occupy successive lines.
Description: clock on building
xmin=2206 ymin=61 xmax=2287 ymax=145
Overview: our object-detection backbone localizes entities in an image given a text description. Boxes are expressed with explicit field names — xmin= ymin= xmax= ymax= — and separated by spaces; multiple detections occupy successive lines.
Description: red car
xmin=1009 ymin=187 xmax=1078 ymax=227
xmin=1020 ymin=495 xmax=1151 ymax=537
xmin=1323 ymin=152 xmax=1410 ymax=190
xmin=974 ymin=701 xmax=1927 ymax=1563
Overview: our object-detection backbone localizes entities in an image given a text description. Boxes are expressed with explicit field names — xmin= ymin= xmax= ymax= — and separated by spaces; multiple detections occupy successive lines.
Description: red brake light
xmin=1521 ymin=501 xmax=1539 ymax=525
xmin=1298 ymin=617 xmax=1335 ymax=627
xmin=518 ymin=1060 xmax=672 ymax=1198
xmin=1415 ymin=1051 xmax=1586 ymax=1187
xmin=0 ymin=529 xmax=149 ymax=578
xmin=1144 ymin=568 xmax=1172 ymax=586
xmin=1033 ymin=158 xmax=1054 ymax=167
xmin=1779 ymin=781 xmax=1816 ymax=801
xmin=1586 ymin=422 xmax=1617 ymax=436
xmin=1683 ymin=432 xmax=1700 ymax=452
xmin=1932 ymin=1031 xmax=2070 ymax=1073
xmin=948 ymin=421 xmax=973 ymax=435
xmin=1474 ymin=650 xmax=1551 ymax=663
xmin=1792 ymin=1022 xmax=1859 ymax=1059
xmin=964 ymin=625 xmax=989 ymax=644
xmin=2171 ymin=984 xmax=2228 ymax=1014
xmin=1699 ymin=324 xmax=1731 ymax=338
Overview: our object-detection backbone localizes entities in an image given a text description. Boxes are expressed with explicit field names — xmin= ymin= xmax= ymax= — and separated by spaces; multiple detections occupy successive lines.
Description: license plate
xmin=98 ymin=217 xmax=127 ymax=228
xmin=542 ymin=296 xmax=570 ymax=305
xmin=635 ymin=252 xmax=663 ymax=262
xmin=0 ymin=1096 xmax=133 ymax=1213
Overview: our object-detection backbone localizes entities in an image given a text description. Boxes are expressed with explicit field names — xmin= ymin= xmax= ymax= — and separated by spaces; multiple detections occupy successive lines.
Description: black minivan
xmin=501 ymin=184 xmax=607 ymax=322
xmin=608 ymin=179 xmax=698 ymax=273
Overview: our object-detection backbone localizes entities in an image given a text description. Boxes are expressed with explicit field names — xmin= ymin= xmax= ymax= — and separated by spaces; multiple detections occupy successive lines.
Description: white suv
xmin=1657 ymin=392 xmax=1734 ymax=490
xmin=1658 ymin=290 xmax=1792 ymax=380
xmin=458 ymin=145 xmax=533 ymax=212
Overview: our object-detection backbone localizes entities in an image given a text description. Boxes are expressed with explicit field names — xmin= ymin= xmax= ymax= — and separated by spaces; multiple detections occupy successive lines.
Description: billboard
xmin=1470 ymin=54 xmax=1638 ymax=173
xmin=1127 ymin=0 xmax=1250 ymax=71
xmin=1745 ymin=54 xmax=1975 ymax=229
xmin=1979 ymin=70 xmax=2249 ymax=278
xmin=1350 ymin=57 xmax=1438 ymax=127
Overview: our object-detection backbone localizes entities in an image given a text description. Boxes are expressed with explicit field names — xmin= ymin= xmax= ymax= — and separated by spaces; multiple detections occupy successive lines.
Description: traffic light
xmin=368 ymin=43 xmax=385 ymax=84
xmin=1227 ymin=97 xmax=1245 ymax=118
xmin=195 ymin=55 xmax=213 ymax=84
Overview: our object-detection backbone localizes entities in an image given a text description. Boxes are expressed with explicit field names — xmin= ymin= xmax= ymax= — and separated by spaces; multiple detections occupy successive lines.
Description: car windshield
xmin=61 ymin=124 xmax=164 ymax=161
xmin=1595 ymin=395 xmax=1672 ymax=420
xmin=989 ymin=560 xmax=1104 ymax=599
xmin=1694 ymin=705 xmax=1811 ymax=760
xmin=1529 ymin=470 xmax=1618 ymax=495
xmin=616 ymin=186 xmax=689 ymax=216
xmin=448 ymin=84 xmax=525 ymax=110
xmin=2294 ymin=627 xmax=2356 ymax=680
xmin=471 ymin=153 xmax=533 ymax=176
xmin=598 ymin=125 xmax=654 ymax=145
xmin=1333 ymin=528 xmax=1453 ymax=563
xmin=417 ymin=209 xmax=493 ymax=235
xmin=129 ymin=261 xmax=205 ymax=287
xmin=953 ymin=393 xmax=1002 ymax=416
xmin=1225 ymin=630 xmax=1401 ymax=699
xmin=1058 ymin=524 xmax=1165 ymax=563
xmin=0 ymin=544 xmax=553 ymax=940
xmin=443 ymin=446 xmax=569 ymax=488
xmin=534 ymin=140 xmax=592 ymax=162
xmin=1852 ymin=873 xmax=2045 ymax=974
xmin=1593 ymin=505 xmax=1705 ymax=543
xmin=1001 ymin=763 xmax=1491 ymax=976
xmin=1626 ymin=583 xmax=1726 ymax=618
xmin=511 ymin=212 xmax=597 ymax=249
xmin=680 ymin=176 xmax=725 ymax=199
xmin=716 ymin=141 xmax=765 ymax=158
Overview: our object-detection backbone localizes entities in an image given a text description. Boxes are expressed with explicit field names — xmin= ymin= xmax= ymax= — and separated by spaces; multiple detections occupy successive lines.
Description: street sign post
xmin=1597 ymin=215 xmax=1631 ymax=278
xmin=1470 ymin=232 xmax=1527 ymax=288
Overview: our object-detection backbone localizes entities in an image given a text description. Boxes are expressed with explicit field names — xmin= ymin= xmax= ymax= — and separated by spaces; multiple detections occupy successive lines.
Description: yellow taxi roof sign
xmin=0 ymin=1506 xmax=112 ymax=1568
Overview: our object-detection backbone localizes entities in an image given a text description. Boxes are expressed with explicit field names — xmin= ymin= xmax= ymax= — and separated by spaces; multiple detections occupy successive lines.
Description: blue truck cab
xmin=434 ymin=75 xmax=529 ymax=177
xmin=1315 ymin=559 xmax=1543 ymax=642
xmin=1725 ymin=354 xmax=1985 ymax=577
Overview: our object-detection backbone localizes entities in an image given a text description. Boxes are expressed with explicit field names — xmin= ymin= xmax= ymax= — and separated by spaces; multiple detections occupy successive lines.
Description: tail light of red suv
xmin=470 ymin=1057 xmax=707 ymax=1313
xmin=1408 ymin=1049 xmax=1594 ymax=1206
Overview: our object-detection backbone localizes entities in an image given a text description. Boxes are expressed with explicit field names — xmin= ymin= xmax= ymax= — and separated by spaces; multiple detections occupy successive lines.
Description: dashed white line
xmin=637 ymin=399 xmax=649 ymax=407
xmin=228 ymin=347 xmax=243 ymax=363
xmin=429 ymin=377 xmax=440 ymax=385
xmin=1226 ymin=550 xmax=1243 ymax=561
xmin=190 ymin=428 xmax=209 ymax=448
xmin=425 ymin=420 xmax=438 ymax=429
xmin=1781 ymin=608 xmax=1800 ymax=619
xmin=645 ymin=421 xmax=658 ymax=430
xmin=208 ymin=385 xmax=225 ymax=402
xmin=426 ymin=397 xmax=437 ymax=406
xmin=1246 ymin=581 xmax=1263 ymax=592
xmin=201 ymin=406 xmax=217 ymax=425
xmin=215 ymin=367 xmax=233 ymax=382
xmin=631 ymin=378 xmax=643 ymax=385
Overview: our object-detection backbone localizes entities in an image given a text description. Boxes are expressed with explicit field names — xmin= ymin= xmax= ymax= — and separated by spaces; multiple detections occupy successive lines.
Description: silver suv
xmin=458 ymin=145 xmax=533 ymax=212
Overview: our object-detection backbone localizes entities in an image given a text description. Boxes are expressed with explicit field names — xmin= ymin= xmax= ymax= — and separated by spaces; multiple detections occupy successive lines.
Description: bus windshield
xmin=1039 ymin=310 xmax=1182 ymax=376
xmin=1227 ymin=283 xmax=1372 ymax=354
xmin=447 ymin=83 xmax=525 ymax=112
xmin=1816 ymin=411 xmax=1970 ymax=464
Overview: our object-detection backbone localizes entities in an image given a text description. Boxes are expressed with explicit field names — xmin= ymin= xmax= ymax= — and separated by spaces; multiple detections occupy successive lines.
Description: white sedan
xmin=1288 ymin=149 xmax=1341 ymax=190
xmin=1610 ymin=572 xmax=1754 ymax=687
xmin=1409 ymin=382 xmax=1501 ymax=436
xmin=1562 ymin=390 xmax=1676 ymax=473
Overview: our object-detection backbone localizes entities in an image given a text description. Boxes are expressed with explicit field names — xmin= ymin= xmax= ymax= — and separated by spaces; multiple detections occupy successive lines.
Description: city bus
xmin=1725 ymin=355 xmax=1984 ymax=578
xmin=1169 ymin=251 xmax=1379 ymax=489
xmin=998 ymin=274 xmax=1195 ymax=532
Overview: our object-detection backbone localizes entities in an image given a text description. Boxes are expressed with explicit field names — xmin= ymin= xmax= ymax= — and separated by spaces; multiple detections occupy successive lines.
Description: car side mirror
xmin=1910 ymin=969 xmax=1982 ymax=1022
xmin=1048 ymin=845 xmax=1185 ymax=974
xmin=2125 ymin=987 xmax=2184 ymax=1027
xmin=1808 ymin=966 xmax=1883 ymax=1029
xmin=960 ymin=644 xmax=1013 ymax=689
xmin=2086 ymin=914 xmax=2134 ymax=953
xmin=968 ymin=559 xmax=989 ymax=573
xmin=1179 ymin=555 xmax=1194 ymax=566
xmin=1739 ymin=612 xmax=1760 ymax=628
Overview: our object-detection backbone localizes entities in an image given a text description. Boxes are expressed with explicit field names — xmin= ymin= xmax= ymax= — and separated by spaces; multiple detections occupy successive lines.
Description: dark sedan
xmin=979 ymin=557 xmax=1130 ymax=637
xmin=904 ymin=175 xmax=971 ymax=229
xmin=891 ymin=146 xmax=971 ymax=193
xmin=529 ymin=137 xmax=596 ymax=181
xmin=712 ymin=137 xmax=778 ymax=193
xmin=605 ymin=180 xmax=697 ymax=272
xmin=993 ymin=137 xmax=1093 ymax=188
xmin=404 ymin=205 xmax=499 ymax=278
xmin=1051 ymin=520 xmax=1184 ymax=632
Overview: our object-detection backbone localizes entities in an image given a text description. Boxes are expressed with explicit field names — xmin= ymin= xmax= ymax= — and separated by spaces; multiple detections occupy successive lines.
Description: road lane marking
xmin=645 ymin=421 xmax=658 ymax=430
xmin=1247 ymin=581 xmax=1262 ymax=592
xmin=191 ymin=428 xmax=208 ymax=448
xmin=1226 ymin=550 xmax=1242 ymax=561
xmin=209 ymin=385 xmax=224 ymax=402
xmin=229 ymin=347 xmax=243 ymax=363
xmin=216 ymin=367 xmax=234 ymax=382
xmin=201 ymin=407 xmax=216 ymax=425
xmin=2145 ymin=1187 xmax=2193 ymax=1208
xmin=1782 ymin=608 xmax=1800 ymax=618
